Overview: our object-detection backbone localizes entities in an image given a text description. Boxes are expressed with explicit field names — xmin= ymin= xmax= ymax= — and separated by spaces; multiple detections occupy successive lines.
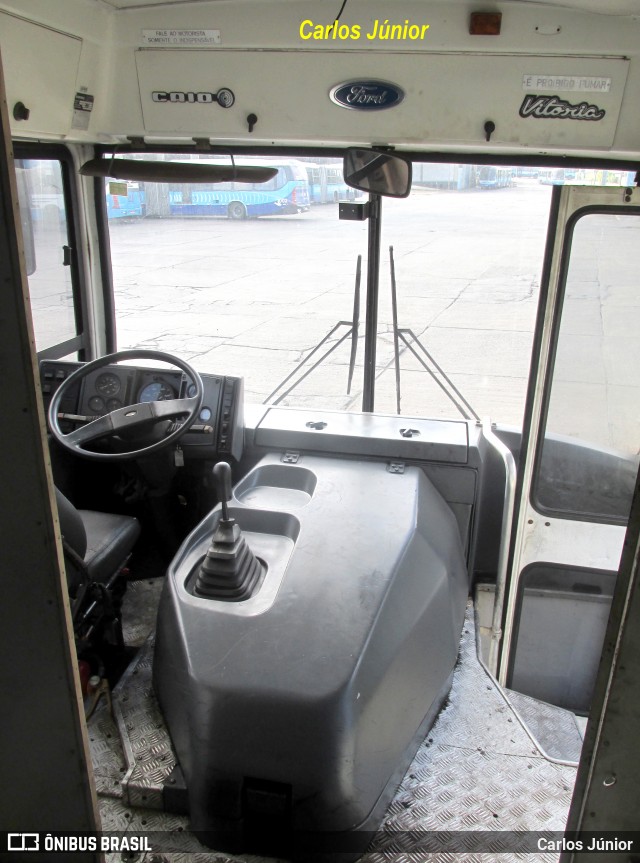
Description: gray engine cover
xmin=153 ymin=454 xmax=469 ymax=850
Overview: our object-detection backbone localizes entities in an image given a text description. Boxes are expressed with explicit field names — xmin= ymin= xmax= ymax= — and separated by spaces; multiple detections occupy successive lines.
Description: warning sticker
xmin=141 ymin=29 xmax=221 ymax=46
xmin=522 ymin=74 xmax=611 ymax=93
xmin=72 ymin=92 xmax=94 ymax=130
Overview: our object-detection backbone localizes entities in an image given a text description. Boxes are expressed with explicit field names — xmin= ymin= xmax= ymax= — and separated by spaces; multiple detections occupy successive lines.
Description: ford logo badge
xmin=330 ymin=80 xmax=404 ymax=111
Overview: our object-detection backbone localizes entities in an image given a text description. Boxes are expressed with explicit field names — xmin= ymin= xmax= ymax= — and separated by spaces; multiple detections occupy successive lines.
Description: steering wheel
xmin=47 ymin=349 xmax=204 ymax=461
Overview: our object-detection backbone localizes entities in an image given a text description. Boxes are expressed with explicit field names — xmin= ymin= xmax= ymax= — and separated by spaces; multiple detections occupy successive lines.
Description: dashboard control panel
xmin=40 ymin=360 xmax=244 ymax=461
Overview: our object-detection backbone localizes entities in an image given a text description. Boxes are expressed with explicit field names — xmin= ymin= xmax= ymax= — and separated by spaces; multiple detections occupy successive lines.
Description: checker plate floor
xmin=90 ymin=599 xmax=577 ymax=862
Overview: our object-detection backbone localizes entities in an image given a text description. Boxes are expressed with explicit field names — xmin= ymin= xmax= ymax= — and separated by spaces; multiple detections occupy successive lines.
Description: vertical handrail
xmin=389 ymin=245 xmax=402 ymax=414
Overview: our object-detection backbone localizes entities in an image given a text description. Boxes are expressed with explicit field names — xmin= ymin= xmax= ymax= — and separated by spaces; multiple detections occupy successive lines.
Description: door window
xmin=534 ymin=213 xmax=640 ymax=523
xmin=15 ymin=155 xmax=83 ymax=357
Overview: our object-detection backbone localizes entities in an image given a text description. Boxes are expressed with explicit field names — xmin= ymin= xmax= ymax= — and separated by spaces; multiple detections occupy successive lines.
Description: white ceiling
xmin=510 ymin=0 xmax=640 ymax=13
xmin=98 ymin=0 xmax=640 ymax=14
xmin=99 ymin=0 xmax=203 ymax=8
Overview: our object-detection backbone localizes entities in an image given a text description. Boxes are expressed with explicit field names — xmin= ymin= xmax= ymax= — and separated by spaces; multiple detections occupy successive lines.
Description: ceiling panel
xmin=99 ymin=0 xmax=640 ymax=13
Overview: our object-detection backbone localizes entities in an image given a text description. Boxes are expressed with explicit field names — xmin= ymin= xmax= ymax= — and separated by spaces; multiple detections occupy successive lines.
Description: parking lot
xmin=109 ymin=180 xmax=553 ymax=428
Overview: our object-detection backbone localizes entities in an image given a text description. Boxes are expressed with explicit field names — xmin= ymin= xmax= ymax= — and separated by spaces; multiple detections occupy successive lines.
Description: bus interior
xmin=1 ymin=0 xmax=640 ymax=860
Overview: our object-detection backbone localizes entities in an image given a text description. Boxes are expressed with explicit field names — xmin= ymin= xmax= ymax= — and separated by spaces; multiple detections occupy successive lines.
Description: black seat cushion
xmin=78 ymin=508 xmax=141 ymax=584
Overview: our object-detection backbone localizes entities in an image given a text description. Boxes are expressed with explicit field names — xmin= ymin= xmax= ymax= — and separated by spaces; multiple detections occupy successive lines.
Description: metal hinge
xmin=281 ymin=451 xmax=300 ymax=464
xmin=387 ymin=462 xmax=405 ymax=474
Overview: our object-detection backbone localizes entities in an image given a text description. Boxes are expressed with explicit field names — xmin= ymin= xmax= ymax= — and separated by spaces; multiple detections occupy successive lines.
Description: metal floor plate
xmin=503 ymin=689 xmax=584 ymax=764
xmin=89 ymin=597 xmax=577 ymax=862
xmin=121 ymin=577 xmax=166 ymax=648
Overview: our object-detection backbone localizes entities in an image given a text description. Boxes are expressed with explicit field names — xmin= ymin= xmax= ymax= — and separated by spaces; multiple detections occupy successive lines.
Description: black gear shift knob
xmin=213 ymin=461 xmax=232 ymax=520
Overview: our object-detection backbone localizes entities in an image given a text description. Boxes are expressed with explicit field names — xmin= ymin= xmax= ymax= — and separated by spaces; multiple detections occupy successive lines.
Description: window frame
xmin=14 ymin=142 xmax=89 ymax=360
xmin=530 ymin=203 xmax=640 ymax=526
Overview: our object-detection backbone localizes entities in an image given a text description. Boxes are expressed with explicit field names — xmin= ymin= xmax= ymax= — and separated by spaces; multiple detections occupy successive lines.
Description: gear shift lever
xmin=195 ymin=461 xmax=264 ymax=600
xmin=210 ymin=461 xmax=239 ymax=544
xmin=214 ymin=461 xmax=232 ymax=521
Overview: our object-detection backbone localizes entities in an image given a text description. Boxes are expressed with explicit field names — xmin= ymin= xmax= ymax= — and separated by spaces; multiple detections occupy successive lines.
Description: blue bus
xmin=168 ymin=159 xmax=310 ymax=219
xmin=478 ymin=166 xmax=513 ymax=189
xmin=305 ymin=161 xmax=357 ymax=203
xmin=105 ymin=160 xmax=309 ymax=219
xmin=106 ymin=181 xmax=145 ymax=218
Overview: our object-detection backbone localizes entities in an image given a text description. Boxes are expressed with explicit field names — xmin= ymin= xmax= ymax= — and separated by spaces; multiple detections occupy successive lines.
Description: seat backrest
xmin=55 ymin=487 xmax=87 ymax=560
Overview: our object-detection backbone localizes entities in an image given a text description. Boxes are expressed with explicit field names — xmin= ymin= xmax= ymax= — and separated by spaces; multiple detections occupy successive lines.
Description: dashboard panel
xmin=40 ymin=360 xmax=244 ymax=461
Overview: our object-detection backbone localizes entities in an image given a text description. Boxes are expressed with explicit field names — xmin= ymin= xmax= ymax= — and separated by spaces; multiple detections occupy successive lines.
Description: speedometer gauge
xmin=139 ymin=380 xmax=175 ymax=403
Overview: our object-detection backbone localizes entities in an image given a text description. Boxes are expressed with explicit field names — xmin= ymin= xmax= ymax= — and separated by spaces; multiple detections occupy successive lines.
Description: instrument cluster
xmin=80 ymin=368 xmax=179 ymax=417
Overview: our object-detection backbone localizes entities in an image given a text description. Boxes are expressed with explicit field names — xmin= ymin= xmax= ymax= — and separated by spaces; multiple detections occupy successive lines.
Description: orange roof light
xmin=469 ymin=12 xmax=502 ymax=35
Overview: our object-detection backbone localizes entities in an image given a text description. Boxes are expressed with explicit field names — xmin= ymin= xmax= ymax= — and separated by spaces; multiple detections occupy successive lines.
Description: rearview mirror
xmin=343 ymin=148 xmax=411 ymax=198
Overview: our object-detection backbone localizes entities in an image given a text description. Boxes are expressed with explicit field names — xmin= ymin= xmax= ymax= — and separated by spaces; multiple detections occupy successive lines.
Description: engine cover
xmin=153 ymin=454 xmax=469 ymax=858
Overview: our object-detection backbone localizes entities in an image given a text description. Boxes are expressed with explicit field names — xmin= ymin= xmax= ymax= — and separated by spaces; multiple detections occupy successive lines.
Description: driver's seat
xmin=55 ymin=488 xmax=140 ymax=593
xmin=55 ymin=488 xmax=141 ymax=677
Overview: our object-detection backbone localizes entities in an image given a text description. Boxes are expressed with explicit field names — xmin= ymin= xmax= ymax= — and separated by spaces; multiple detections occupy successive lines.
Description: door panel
xmin=499 ymin=185 xmax=640 ymax=712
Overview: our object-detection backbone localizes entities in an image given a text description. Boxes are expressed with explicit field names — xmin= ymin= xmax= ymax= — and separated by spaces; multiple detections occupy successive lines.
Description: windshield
xmin=106 ymin=156 xmax=557 ymax=424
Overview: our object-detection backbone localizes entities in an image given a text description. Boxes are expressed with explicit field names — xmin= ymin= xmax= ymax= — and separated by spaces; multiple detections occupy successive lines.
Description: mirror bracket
xmin=339 ymin=201 xmax=370 ymax=221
